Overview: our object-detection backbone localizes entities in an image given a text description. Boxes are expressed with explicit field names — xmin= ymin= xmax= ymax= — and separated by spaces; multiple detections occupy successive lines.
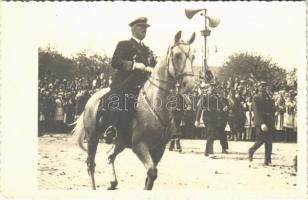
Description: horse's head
xmin=166 ymin=31 xmax=196 ymax=94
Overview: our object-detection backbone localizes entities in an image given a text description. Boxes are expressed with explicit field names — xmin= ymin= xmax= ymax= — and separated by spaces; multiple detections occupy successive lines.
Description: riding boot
xmin=104 ymin=126 xmax=117 ymax=144
xmin=103 ymin=110 xmax=119 ymax=144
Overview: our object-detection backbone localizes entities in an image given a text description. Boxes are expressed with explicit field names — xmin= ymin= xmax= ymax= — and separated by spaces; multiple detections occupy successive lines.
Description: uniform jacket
xmin=252 ymin=93 xmax=275 ymax=127
xmin=110 ymin=38 xmax=156 ymax=91
xmin=195 ymin=92 xmax=223 ymax=125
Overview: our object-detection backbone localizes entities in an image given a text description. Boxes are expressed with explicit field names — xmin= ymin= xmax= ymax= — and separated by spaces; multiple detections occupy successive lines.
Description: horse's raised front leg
xmin=106 ymin=143 xmax=125 ymax=190
xmin=86 ymin=131 xmax=100 ymax=190
xmin=133 ymin=141 xmax=157 ymax=190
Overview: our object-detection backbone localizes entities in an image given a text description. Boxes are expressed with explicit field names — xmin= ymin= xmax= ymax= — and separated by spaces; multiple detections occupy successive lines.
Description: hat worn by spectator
xmin=200 ymin=82 xmax=206 ymax=88
xmin=129 ymin=17 xmax=150 ymax=27
xmin=210 ymin=82 xmax=216 ymax=87
xmin=258 ymin=81 xmax=267 ymax=86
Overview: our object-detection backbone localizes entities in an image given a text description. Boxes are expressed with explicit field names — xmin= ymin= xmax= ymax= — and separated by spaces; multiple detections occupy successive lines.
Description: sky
xmin=2 ymin=1 xmax=306 ymax=70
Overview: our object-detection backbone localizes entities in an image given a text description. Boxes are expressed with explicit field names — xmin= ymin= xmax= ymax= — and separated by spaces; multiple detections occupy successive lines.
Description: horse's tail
xmin=72 ymin=112 xmax=87 ymax=152
xmin=72 ymin=88 xmax=110 ymax=153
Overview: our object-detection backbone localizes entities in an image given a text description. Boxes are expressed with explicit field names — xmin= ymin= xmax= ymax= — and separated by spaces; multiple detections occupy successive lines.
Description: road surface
xmin=38 ymin=134 xmax=297 ymax=195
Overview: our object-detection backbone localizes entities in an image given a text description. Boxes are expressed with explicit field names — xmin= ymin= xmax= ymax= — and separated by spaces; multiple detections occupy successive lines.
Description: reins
xmin=147 ymin=42 xmax=194 ymax=93
xmin=140 ymin=42 xmax=194 ymax=150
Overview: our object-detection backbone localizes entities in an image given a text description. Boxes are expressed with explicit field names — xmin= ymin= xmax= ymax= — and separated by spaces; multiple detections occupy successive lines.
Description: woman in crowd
xmin=275 ymin=91 xmax=285 ymax=132
xmin=54 ymin=94 xmax=65 ymax=133
xmin=243 ymin=95 xmax=254 ymax=141
xmin=283 ymin=92 xmax=296 ymax=142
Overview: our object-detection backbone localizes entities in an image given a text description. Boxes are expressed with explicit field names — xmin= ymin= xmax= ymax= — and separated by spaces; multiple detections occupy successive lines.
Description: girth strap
xmin=141 ymin=88 xmax=172 ymax=128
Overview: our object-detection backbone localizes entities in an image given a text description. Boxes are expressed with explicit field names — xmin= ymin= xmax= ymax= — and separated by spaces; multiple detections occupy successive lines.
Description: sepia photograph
xmin=0 ymin=1 xmax=307 ymax=199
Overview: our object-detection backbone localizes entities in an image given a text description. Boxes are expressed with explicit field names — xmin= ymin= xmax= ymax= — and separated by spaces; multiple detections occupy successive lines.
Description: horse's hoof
xmin=107 ymin=181 xmax=118 ymax=190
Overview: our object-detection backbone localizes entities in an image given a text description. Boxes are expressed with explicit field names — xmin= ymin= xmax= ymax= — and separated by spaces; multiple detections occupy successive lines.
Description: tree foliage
xmin=286 ymin=68 xmax=297 ymax=88
xmin=39 ymin=46 xmax=76 ymax=79
xmin=39 ymin=46 xmax=113 ymax=81
xmin=72 ymin=50 xmax=113 ymax=79
xmin=217 ymin=52 xmax=287 ymax=90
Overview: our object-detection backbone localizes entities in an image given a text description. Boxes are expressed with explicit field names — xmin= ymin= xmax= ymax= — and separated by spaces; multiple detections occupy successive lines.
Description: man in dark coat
xmin=75 ymin=90 xmax=90 ymax=119
xmin=248 ymin=81 xmax=275 ymax=165
xmin=168 ymin=84 xmax=189 ymax=152
xmin=45 ymin=92 xmax=56 ymax=133
xmin=217 ymin=89 xmax=229 ymax=153
xmin=98 ymin=17 xmax=156 ymax=143
xmin=195 ymin=83 xmax=223 ymax=156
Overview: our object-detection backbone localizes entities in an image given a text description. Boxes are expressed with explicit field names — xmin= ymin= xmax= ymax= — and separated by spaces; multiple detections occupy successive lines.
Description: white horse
xmin=72 ymin=31 xmax=196 ymax=190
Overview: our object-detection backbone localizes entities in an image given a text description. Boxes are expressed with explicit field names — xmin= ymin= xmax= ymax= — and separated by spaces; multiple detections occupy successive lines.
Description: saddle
xmin=96 ymin=89 xmax=139 ymax=144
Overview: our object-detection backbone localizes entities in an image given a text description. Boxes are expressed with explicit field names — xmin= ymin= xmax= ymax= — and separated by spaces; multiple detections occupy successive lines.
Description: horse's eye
xmin=191 ymin=55 xmax=195 ymax=61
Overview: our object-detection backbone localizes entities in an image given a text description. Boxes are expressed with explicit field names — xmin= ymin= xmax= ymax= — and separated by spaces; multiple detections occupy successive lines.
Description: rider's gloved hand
xmin=133 ymin=62 xmax=146 ymax=71
xmin=144 ymin=67 xmax=153 ymax=74
xmin=133 ymin=62 xmax=153 ymax=74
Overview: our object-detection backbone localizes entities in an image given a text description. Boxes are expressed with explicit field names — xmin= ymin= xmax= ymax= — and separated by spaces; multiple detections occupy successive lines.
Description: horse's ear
xmin=188 ymin=32 xmax=196 ymax=44
xmin=174 ymin=31 xmax=182 ymax=43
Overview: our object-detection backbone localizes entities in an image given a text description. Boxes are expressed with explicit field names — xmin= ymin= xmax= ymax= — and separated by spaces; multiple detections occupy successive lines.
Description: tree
xmin=286 ymin=68 xmax=297 ymax=89
xmin=217 ymin=52 xmax=287 ymax=89
xmin=73 ymin=50 xmax=113 ymax=80
xmin=39 ymin=45 xmax=76 ymax=79
xmin=39 ymin=46 xmax=114 ymax=81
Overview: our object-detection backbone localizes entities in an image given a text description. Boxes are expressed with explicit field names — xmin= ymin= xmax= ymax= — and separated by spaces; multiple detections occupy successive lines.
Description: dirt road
xmin=38 ymin=134 xmax=296 ymax=194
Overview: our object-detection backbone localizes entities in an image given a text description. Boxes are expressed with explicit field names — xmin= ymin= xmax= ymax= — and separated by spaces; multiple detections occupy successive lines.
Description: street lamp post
xmin=185 ymin=8 xmax=220 ymax=82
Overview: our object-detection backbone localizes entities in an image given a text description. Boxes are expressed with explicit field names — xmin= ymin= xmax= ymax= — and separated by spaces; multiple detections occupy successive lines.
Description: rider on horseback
xmin=98 ymin=17 xmax=157 ymax=144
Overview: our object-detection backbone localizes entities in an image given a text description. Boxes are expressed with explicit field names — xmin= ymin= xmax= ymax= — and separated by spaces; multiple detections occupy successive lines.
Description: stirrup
xmin=104 ymin=125 xmax=118 ymax=144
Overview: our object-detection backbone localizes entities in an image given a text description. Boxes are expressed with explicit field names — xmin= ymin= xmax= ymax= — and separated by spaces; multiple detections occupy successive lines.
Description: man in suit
xmin=248 ymin=81 xmax=275 ymax=165
xmin=195 ymin=83 xmax=223 ymax=156
xmin=98 ymin=17 xmax=156 ymax=143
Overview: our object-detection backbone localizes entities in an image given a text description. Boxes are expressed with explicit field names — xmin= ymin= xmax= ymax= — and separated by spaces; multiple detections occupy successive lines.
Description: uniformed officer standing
xmin=168 ymin=84 xmax=191 ymax=152
xmin=195 ymin=83 xmax=223 ymax=156
xmin=248 ymin=81 xmax=275 ymax=165
xmin=217 ymin=88 xmax=229 ymax=153
xmin=98 ymin=17 xmax=157 ymax=143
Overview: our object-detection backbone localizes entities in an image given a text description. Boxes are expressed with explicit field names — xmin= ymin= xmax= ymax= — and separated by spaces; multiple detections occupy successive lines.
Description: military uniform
xmin=248 ymin=89 xmax=275 ymax=165
xmin=196 ymin=88 xmax=223 ymax=156
xmin=218 ymin=93 xmax=229 ymax=152
xmin=110 ymin=38 xmax=156 ymax=91
xmin=169 ymin=93 xmax=190 ymax=152
xmin=98 ymin=17 xmax=156 ymax=142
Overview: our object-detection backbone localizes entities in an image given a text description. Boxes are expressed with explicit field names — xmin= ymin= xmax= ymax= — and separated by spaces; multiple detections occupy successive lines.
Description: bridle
xmin=140 ymin=42 xmax=195 ymax=149
xmin=148 ymin=42 xmax=194 ymax=93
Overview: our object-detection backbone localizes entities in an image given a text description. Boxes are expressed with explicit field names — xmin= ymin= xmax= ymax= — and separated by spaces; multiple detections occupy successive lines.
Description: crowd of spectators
xmin=181 ymin=77 xmax=297 ymax=142
xmin=38 ymin=72 xmax=111 ymax=135
xmin=38 ymin=73 xmax=297 ymax=142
